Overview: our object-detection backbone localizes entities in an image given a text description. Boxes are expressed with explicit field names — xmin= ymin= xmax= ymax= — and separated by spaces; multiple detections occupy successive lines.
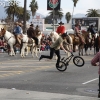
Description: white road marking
xmin=82 ymin=78 xmax=98 ymax=85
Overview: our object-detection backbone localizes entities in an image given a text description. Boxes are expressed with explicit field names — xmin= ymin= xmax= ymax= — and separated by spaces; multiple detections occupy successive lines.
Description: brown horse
xmin=94 ymin=32 xmax=100 ymax=54
xmin=82 ymin=31 xmax=94 ymax=55
xmin=68 ymin=33 xmax=85 ymax=56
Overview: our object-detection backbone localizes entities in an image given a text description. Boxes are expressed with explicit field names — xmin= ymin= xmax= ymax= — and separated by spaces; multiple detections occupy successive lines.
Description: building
xmin=72 ymin=17 xmax=100 ymax=31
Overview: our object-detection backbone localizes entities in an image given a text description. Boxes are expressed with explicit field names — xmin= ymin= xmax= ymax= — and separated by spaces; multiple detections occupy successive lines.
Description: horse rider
xmin=18 ymin=23 xmax=23 ymax=34
xmin=88 ymin=25 xmax=96 ymax=39
xmin=27 ymin=24 xmax=38 ymax=45
xmin=56 ymin=21 xmax=66 ymax=35
xmin=74 ymin=23 xmax=85 ymax=44
xmin=77 ymin=20 xmax=81 ymax=30
xmin=14 ymin=22 xmax=22 ymax=44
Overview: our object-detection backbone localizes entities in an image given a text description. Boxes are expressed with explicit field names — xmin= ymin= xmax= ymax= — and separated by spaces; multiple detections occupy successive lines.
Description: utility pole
xmin=23 ymin=0 xmax=27 ymax=34
xmin=53 ymin=0 xmax=55 ymax=31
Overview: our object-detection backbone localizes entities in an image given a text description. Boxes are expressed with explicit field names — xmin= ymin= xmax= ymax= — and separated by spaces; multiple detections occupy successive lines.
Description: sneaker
xmin=98 ymin=93 xmax=100 ymax=98
xmin=39 ymin=55 xmax=43 ymax=61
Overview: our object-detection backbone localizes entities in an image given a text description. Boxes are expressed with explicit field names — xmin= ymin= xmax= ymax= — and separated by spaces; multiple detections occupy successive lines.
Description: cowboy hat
xmin=15 ymin=22 xmax=19 ymax=25
xmin=18 ymin=23 xmax=23 ymax=26
xmin=58 ymin=21 xmax=64 ymax=25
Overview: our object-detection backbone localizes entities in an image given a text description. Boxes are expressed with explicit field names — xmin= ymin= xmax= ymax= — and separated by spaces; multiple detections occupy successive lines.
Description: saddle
xmin=74 ymin=35 xmax=80 ymax=41
xmin=28 ymin=38 xmax=35 ymax=47
xmin=74 ymin=34 xmax=85 ymax=44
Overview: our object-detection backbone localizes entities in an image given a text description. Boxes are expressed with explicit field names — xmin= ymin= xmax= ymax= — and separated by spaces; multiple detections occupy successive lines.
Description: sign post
xmin=53 ymin=0 xmax=55 ymax=31
xmin=47 ymin=0 xmax=61 ymax=31
xmin=33 ymin=16 xmax=44 ymax=31
xmin=23 ymin=0 xmax=27 ymax=34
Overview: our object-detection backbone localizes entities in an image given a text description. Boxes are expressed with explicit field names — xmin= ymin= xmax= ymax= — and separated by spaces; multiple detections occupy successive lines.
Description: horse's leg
xmin=84 ymin=44 xmax=88 ymax=55
xmin=82 ymin=46 xmax=84 ymax=56
xmin=21 ymin=43 xmax=26 ymax=58
xmin=73 ymin=45 xmax=76 ymax=52
xmin=25 ymin=46 xmax=29 ymax=56
xmin=78 ymin=46 xmax=80 ymax=56
xmin=35 ymin=47 xmax=38 ymax=58
xmin=10 ymin=45 xmax=15 ymax=56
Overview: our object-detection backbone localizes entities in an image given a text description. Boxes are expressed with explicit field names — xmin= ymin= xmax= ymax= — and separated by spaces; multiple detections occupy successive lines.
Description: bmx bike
xmin=56 ymin=52 xmax=85 ymax=72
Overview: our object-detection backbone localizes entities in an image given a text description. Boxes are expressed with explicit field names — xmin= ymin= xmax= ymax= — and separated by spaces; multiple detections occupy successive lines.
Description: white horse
xmin=0 ymin=28 xmax=33 ymax=57
xmin=0 ymin=28 xmax=16 ymax=56
xmin=26 ymin=31 xmax=43 ymax=58
xmin=33 ymin=31 xmax=43 ymax=57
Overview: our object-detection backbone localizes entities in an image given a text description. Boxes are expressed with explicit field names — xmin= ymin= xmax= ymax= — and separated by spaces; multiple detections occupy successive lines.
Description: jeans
xmin=99 ymin=75 xmax=100 ymax=93
xmin=32 ymin=37 xmax=38 ymax=45
xmin=41 ymin=48 xmax=61 ymax=66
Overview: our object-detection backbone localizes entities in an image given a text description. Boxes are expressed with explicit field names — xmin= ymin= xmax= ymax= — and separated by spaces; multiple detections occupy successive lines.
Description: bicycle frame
xmin=61 ymin=53 xmax=74 ymax=64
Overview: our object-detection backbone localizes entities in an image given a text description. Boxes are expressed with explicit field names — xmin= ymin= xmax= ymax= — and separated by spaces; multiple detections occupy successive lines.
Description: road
xmin=0 ymin=50 xmax=99 ymax=99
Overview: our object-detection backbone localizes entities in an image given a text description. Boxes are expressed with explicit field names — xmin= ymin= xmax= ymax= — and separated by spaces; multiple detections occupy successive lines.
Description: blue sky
xmin=6 ymin=0 xmax=100 ymax=15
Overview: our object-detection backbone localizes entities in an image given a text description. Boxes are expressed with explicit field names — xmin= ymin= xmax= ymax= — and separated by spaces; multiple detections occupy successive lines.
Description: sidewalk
xmin=0 ymin=88 xmax=99 ymax=100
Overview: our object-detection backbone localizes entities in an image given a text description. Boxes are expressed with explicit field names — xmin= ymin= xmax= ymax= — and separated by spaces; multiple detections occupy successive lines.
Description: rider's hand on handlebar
xmin=70 ymin=50 xmax=73 ymax=53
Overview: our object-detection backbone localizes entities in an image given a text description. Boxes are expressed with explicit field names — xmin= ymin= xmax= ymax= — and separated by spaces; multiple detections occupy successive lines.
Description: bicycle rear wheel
xmin=73 ymin=56 xmax=84 ymax=67
xmin=56 ymin=61 xmax=67 ymax=72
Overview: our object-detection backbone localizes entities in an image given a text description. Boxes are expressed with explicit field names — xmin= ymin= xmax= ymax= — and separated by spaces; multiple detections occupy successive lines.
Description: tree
xmin=5 ymin=0 xmax=20 ymax=22
xmin=29 ymin=0 xmax=38 ymax=18
xmin=65 ymin=12 xmax=71 ymax=23
xmin=49 ymin=9 xmax=63 ymax=24
xmin=15 ymin=7 xmax=30 ymax=22
xmin=44 ymin=15 xmax=53 ymax=24
xmin=72 ymin=0 xmax=79 ymax=18
xmin=86 ymin=9 xmax=100 ymax=17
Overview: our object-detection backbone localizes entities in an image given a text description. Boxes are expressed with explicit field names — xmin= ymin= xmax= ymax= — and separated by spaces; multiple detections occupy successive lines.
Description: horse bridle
xmin=0 ymin=30 xmax=15 ymax=43
xmin=5 ymin=35 xmax=15 ymax=43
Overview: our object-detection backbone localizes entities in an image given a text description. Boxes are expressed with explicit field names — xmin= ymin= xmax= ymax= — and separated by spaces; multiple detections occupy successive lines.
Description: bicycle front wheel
xmin=56 ymin=61 xmax=67 ymax=72
xmin=73 ymin=56 xmax=84 ymax=67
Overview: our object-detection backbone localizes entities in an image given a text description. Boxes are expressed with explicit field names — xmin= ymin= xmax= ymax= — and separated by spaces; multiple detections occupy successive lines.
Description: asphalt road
xmin=0 ymin=50 xmax=99 ymax=98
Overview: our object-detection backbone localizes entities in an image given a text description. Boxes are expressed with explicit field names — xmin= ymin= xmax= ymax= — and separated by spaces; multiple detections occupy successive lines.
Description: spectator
xmin=45 ymin=40 xmax=50 ymax=51
xmin=40 ymin=42 xmax=46 ymax=51
xmin=91 ymin=52 xmax=100 ymax=98
xmin=0 ymin=39 xmax=5 ymax=52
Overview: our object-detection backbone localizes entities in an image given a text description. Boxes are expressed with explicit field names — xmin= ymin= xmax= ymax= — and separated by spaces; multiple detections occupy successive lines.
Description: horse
xmin=19 ymin=29 xmax=43 ymax=58
xmin=0 ymin=28 xmax=29 ymax=57
xmin=0 ymin=28 xmax=16 ymax=56
xmin=68 ymin=33 xmax=85 ymax=56
xmin=32 ymin=29 xmax=43 ymax=58
xmin=81 ymin=30 xmax=94 ymax=55
xmin=93 ymin=32 xmax=100 ymax=54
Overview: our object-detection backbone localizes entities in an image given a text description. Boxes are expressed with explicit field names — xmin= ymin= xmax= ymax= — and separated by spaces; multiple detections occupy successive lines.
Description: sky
xmin=18 ymin=0 xmax=100 ymax=16
xmin=2 ymin=0 xmax=100 ymax=16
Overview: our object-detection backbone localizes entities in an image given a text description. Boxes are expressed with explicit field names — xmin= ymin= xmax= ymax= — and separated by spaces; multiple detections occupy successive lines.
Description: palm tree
xmin=65 ymin=12 xmax=71 ymax=23
xmin=49 ymin=10 xmax=63 ymax=24
xmin=72 ymin=0 xmax=79 ymax=18
xmin=5 ymin=0 xmax=20 ymax=22
xmin=44 ymin=15 xmax=53 ymax=24
xmin=29 ymin=0 xmax=38 ymax=18
xmin=86 ymin=9 xmax=100 ymax=17
xmin=15 ymin=7 xmax=30 ymax=22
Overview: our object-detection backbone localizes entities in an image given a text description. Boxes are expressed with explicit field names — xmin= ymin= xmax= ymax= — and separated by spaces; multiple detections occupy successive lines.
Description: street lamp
xmin=23 ymin=0 xmax=27 ymax=34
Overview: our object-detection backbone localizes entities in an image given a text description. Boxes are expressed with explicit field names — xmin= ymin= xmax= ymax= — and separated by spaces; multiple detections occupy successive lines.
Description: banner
xmin=33 ymin=19 xmax=44 ymax=31
xmin=47 ymin=0 xmax=61 ymax=10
